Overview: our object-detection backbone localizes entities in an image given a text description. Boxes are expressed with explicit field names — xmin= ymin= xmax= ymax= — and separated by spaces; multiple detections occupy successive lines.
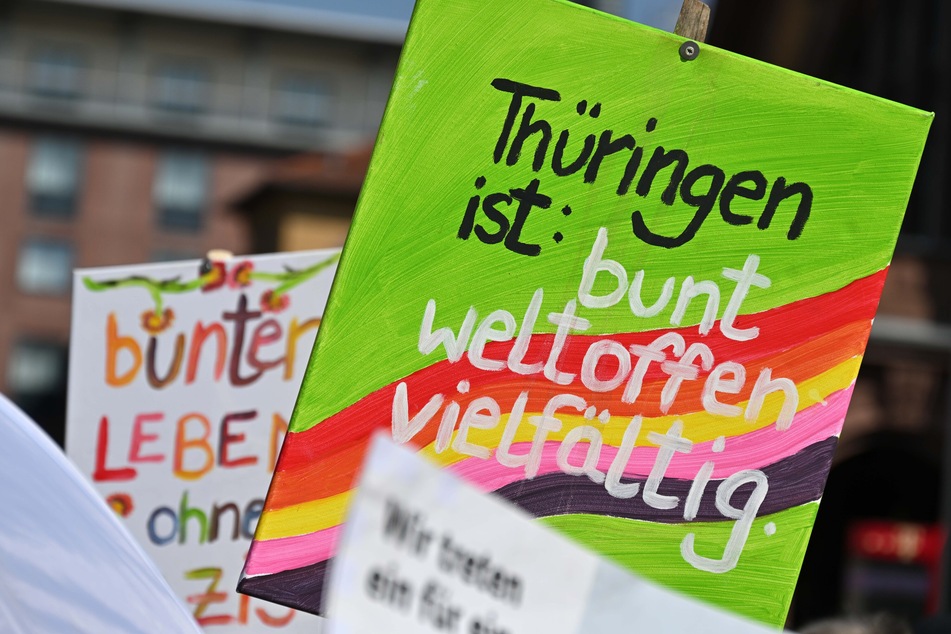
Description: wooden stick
xmin=674 ymin=0 xmax=711 ymax=42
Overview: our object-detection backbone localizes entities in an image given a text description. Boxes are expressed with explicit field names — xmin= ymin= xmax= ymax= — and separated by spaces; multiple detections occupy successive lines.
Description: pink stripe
xmin=244 ymin=525 xmax=341 ymax=576
xmin=245 ymin=385 xmax=852 ymax=576
xmin=449 ymin=385 xmax=853 ymax=492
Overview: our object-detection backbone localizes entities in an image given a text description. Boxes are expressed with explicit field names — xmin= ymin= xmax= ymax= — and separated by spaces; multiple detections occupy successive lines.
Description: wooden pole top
xmin=674 ymin=0 xmax=711 ymax=43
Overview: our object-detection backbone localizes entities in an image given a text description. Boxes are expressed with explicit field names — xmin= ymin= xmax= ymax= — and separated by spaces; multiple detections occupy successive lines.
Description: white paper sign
xmin=0 ymin=393 xmax=201 ymax=633
xmin=325 ymin=434 xmax=792 ymax=634
xmin=66 ymin=250 xmax=339 ymax=632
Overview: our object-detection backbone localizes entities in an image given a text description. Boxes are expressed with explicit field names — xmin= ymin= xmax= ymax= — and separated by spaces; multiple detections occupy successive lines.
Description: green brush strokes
xmin=273 ymin=0 xmax=929 ymax=623
xmin=293 ymin=0 xmax=929 ymax=434
xmin=541 ymin=504 xmax=819 ymax=626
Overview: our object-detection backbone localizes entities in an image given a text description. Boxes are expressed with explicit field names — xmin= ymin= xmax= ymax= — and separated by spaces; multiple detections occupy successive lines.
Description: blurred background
xmin=0 ymin=0 xmax=948 ymax=629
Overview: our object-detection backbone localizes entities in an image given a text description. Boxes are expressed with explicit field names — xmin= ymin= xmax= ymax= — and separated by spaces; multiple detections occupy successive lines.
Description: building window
xmin=152 ymin=62 xmax=209 ymax=113
xmin=30 ymin=48 xmax=84 ymax=98
xmin=7 ymin=340 xmax=69 ymax=445
xmin=16 ymin=239 xmax=74 ymax=294
xmin=26 ymin=137 xmax=82 ymax=217
xmin=7 ymin=341 xmax=67 ymax=399
xmin=154 ymin=151 xmax=208 ymax=230
xmin=273 ymin=75 xmax=331 ymax=126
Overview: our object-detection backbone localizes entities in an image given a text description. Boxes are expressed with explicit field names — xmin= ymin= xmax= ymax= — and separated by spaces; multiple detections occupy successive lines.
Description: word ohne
xmin=147 ymin=491 xmax=263 ymax=546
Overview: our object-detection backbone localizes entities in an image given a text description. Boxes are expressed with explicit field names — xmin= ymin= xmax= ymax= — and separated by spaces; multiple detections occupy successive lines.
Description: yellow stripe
xmin=256 ymin=489 xmax=351 ymax=540
xmin=257 ymin=356 xmax=860 ymax=540
xmin=419 ymin=356 xmax=861 ymax=468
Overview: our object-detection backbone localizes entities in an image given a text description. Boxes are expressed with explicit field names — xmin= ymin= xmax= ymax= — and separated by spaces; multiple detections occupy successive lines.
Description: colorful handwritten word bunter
xmin=67 ymin=251 xmax=337 ymax=631
xmin=240 ymin=0 xmax=931 ymax=626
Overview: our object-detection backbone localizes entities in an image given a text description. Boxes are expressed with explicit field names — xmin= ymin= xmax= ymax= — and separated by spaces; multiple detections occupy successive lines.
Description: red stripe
xmin=284 ymin=269 xmax=884 ymax=457
xmin=262 ymin=270 xmax=886 ymax=511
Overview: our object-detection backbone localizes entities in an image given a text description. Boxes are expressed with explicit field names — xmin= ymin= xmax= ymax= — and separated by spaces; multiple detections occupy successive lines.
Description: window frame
xmin=153 ymin=150 xmax=209 ymax=231
xmin=151 ymin=60 xmax=212 ymax=115
xmin=29 ymin=46 xmax=86 ymax=99
xmin=26 ymin=136 xmax=83 ymax=218
xmin=15 ymin=237 xmax=75 ymax=295
xmin=272 ymin=73 xmax=333 ymax=127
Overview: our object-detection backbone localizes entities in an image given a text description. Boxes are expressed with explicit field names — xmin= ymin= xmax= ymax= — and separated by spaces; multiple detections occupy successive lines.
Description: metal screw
xmin=679 ymin=40 xmax=700 ymax=61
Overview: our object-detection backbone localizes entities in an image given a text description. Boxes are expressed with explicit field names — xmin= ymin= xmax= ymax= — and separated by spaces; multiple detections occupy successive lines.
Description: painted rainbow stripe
xmin=241 ymin=268 xmax=887 ymax=622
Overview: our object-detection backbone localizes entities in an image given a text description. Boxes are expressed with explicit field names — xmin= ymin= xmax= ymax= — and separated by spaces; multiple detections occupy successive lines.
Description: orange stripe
xmin=264 ymin=319 xmax=868 ymax=511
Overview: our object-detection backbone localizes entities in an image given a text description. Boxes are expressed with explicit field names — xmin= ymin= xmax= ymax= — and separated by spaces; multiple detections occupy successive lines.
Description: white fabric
xmin=0 ymin=394 xmax=201 ymax=633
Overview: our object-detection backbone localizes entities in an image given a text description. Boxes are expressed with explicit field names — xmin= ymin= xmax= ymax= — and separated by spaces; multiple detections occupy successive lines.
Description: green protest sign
xmin=240 ymin=0 xmax=931 ymax=625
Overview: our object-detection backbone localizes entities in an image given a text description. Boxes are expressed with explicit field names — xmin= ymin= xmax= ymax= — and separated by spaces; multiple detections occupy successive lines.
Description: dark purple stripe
xmin=494 ymin=437 xmax=837 ymax=523
xmin=238 ymin=560 xmax=327 ymax=616
xmin=237 ymin=437 xmax=837 ymax=615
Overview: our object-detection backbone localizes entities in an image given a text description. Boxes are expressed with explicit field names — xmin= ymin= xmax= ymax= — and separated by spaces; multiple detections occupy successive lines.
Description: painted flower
xmin=260 ymin=289 xmax=291 ymax=313
xmin=200 ymin=260 xmax=227 ymax=292
xmin=141 ymin=308 xmax=175 ymax=335
xmin=106 ymin=493 xmax=134 ymax=518
xmin=228 ymin=260 xmax=254 ymax=288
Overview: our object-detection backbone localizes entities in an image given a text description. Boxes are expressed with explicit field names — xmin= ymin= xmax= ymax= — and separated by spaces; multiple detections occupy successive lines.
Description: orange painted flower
xmin=141 ymin=308 xmax=175 ymax=335
xmin=260 ymin=289 xmax=290 ymax=313
xmin=106 ymin=493 xmax=134 ymax=518
xmin=228 ymin=260 xmax=254 ymax=288
xmin=201 ymin=260 xmax=227 ymax=292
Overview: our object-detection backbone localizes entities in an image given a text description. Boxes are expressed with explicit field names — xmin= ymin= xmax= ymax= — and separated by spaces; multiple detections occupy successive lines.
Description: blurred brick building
xmin=234 ymin=145 xmax=370 ymax=253
xmin=0 ymin=0 xmax=646 ymax=446
xmin=0 ymin=0 xmax=405 ymax=443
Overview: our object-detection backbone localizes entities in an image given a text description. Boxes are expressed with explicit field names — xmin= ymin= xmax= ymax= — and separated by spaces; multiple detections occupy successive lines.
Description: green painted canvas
xmin=240 ymin=0 xmax=932 ymax=625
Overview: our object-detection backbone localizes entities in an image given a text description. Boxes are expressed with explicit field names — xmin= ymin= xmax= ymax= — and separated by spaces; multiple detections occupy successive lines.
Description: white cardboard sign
xmin=66 ymin=250 xmax=339 ymax=632
xmin=325 ymin=434 xmax=792 ymax=634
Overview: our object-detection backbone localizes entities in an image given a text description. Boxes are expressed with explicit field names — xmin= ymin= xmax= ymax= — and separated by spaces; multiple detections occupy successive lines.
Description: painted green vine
xmin=82 ymin=253 xmax=339 ymax=335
